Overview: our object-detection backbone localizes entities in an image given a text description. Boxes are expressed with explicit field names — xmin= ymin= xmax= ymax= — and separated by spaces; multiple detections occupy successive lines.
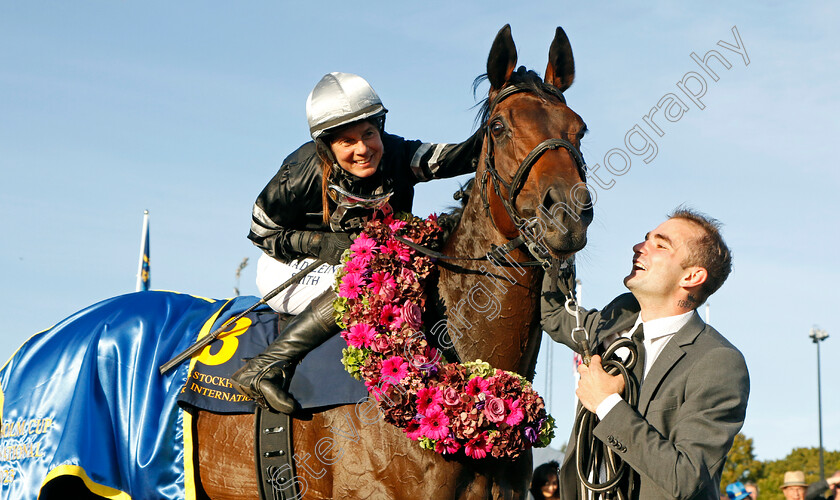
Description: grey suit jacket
xmin=541 ymin=287 xmax=750 ymax=500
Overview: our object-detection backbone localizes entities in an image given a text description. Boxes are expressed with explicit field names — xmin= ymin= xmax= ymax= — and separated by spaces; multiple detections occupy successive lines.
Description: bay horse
xmin=195 ymin=24 xmax=591 ymax=499
xmin=13 ymin=24 xmax=590 ymax=500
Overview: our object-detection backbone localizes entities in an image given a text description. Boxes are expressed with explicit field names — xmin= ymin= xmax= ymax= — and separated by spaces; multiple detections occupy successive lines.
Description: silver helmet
xmin=305 ymin=72 xmax=388 ymax=140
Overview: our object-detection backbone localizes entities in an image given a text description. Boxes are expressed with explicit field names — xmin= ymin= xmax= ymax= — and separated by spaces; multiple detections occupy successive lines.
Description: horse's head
xmin=478 ymin=24 xmax=592 ymax=259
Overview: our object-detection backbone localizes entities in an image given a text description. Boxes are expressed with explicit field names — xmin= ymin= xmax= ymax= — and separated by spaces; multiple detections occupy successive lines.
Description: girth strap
xmin=255 ymin=407 xmax=301 ymax=500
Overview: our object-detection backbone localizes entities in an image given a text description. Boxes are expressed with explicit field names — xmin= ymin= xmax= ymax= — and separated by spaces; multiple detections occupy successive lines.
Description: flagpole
xmin=136 ymin=210 xmax=150 ymax=292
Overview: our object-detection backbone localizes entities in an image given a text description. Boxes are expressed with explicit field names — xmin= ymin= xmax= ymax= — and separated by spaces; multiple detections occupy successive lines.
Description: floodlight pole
xmin=809 ymin=326 xmax=829 ymax=481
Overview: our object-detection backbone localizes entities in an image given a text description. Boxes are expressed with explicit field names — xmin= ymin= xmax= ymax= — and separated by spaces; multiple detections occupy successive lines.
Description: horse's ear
xmin=487 ymin=24 xmax=517 ymax=90
xmin=545 ymin=26 xmax=575 ymax=92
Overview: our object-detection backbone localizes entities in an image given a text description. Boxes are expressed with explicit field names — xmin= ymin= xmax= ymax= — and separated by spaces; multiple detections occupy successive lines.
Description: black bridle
xmin=395 ymin=82 xmax=586 ymax=271
xmin=479 ymin=83 xmax=587 ymax=230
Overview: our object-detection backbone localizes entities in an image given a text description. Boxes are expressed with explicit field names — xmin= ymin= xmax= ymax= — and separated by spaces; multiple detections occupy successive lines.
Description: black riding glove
xmin=315 ymin=232 xmax=353 ymax=265
xmin=288 ymin=230 xmax=352 ymax=265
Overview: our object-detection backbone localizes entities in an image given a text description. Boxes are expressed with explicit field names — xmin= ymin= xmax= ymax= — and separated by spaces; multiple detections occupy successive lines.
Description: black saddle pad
xmin=178 ymin=310 xmax=367 ymax=414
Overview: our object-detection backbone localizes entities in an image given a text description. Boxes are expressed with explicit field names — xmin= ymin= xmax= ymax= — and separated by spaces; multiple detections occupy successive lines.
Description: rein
xmin=392 ymin=233 xmax=548 ymax=269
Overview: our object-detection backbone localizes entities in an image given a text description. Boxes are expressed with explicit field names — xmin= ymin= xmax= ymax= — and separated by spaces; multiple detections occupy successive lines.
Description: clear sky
xmin=1 ymin=1 xmax=838 ymax=462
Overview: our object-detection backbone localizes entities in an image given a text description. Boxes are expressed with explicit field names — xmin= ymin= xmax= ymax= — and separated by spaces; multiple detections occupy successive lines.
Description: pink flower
xmin=400 ymin=269 xmax=416 ymax=285
xmin=350 ymin=234 xmax=377 ymax=264
xmin=416 ymin=387 xmax=443 ymax=414
xmin=365 ymin=377 xmax=390 ymax=402
xmin=379 ymin=285 xmax=396 ymax=301
xmin=464 ymin=433 xmax=491 ymax=459
xmin=401 ymin=301 xmax=423 ymax=329
xmin=442 ymin=387 xmax=460 ymax=407
xmin=393 ymin=243 xmax=412 ymax=262
xmin=388 ymin=219 xmax=407 ymax=232
xmin=504 ymin=398 xmax=525 ymax=426
xmin=466 ymin=377 xmax=489 ymax=397
xmin=371 ymin=334 xmax=390 ymax=353
xmin=342 ymin=257 xmax=366 ymax=275
xmin=380 ymin=356 xmax=409 ymax=383
xmin=405 ymin=420 xmax=424 ymax=440
xmin=409 ymin=353 xmax=431 ymax=370
xmin=420 ymin=407 xmax=450 ymax=440
xmin=380 ymin=239 xmax=411 ymax=262
xmin=346 ymin=323 xmax=376 ymax=348
xmin=434 ymin=437 xmax=460 ymax=455
xmin=483 ymin=397 xmax=506 ymax=423
xmin=371 ymin=271 xmax=396 ymax=295
xmin=380 ymin=304 xmax=404 ymax=329
xmin=338 ymin=272 xmax=365 ymax=299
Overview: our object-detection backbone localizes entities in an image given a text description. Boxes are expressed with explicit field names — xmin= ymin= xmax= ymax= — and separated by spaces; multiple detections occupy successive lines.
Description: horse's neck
xmin=435 ymin=195 xmax=543 ymax=378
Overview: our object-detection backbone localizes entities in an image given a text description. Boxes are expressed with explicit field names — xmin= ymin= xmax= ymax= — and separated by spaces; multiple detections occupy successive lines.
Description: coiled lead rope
xmin=565 ymin=297 xmax=642 ymax=500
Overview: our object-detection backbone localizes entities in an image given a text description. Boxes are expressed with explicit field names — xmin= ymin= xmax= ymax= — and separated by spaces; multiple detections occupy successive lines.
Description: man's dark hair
xmin=668 ymin=207 xmax=732 ymax=304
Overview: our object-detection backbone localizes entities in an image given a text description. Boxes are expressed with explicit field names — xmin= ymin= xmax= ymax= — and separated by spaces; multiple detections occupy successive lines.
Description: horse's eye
xmin=491 ymin=120 xmax=505 ymax=137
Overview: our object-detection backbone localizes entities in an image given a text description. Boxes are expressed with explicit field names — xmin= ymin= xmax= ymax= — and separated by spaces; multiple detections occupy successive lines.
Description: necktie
xmin=631 ymin=324 xmax=646 ymax=385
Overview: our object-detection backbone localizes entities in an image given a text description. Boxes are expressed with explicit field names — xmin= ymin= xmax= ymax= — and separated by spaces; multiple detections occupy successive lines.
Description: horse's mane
xmin=472 ymin=67 xmax=563 ymax=127
xmin=437 ymin=179 xmax=472 ymax=241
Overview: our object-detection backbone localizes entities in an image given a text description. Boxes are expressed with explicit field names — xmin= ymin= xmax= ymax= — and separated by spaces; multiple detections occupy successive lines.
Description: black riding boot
xmin=231 ymin=289 xmax=339 ymax=413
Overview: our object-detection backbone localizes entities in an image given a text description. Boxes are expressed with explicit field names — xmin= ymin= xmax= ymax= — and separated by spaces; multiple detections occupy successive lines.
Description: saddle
xmin=177 ymin=309 xmax=367 ymax=500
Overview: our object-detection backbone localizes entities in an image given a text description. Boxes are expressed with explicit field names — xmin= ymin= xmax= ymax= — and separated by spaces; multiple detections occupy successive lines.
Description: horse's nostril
xmin=542 ymin=189 xmax=559 ymax=208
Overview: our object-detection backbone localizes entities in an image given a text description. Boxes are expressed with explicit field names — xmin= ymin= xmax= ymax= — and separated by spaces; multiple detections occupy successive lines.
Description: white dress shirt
xmin=595 ymin=310 xmax=696 ymax=419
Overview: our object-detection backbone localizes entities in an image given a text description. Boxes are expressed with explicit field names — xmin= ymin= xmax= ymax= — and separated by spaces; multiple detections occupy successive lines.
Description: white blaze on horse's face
xmin=329 ymin=121 xmax=384 ymax=178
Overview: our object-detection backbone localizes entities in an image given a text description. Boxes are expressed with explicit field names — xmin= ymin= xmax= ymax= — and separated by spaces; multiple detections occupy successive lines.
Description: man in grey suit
xmin=542 ymin=208 xmax=749 ymax=499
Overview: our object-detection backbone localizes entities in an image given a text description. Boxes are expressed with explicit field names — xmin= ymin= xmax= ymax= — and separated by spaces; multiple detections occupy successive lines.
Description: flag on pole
xmin=136 ymin=210 xmax=150 ymax=291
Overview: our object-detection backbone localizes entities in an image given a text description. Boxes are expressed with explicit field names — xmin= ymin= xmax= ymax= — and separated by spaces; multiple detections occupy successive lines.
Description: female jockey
xmin=231 ymin=72 xmax=481 ymax=413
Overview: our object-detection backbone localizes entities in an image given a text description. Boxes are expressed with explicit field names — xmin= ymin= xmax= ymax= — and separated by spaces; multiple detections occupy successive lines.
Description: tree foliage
xmin=720 ymin=435 xmax=840 ymax=500
xmin=721 ymin=433 xmax=763 ymax=487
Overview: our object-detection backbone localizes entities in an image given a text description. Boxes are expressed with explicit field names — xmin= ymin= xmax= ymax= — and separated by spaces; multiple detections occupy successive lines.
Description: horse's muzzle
xmin=538 ymin=188 xmax=592 ymax=254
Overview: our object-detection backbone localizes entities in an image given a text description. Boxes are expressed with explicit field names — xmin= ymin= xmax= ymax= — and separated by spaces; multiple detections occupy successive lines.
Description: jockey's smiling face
xmin=329 ymin=121 xmax=383 ymax=178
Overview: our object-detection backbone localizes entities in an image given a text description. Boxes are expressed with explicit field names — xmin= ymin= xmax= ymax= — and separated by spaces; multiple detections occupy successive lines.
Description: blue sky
xmin=1 ymin=1 xmax=838 ymax=462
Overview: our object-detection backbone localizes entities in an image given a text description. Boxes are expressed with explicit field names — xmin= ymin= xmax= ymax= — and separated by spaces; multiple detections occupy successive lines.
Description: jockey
xmin=232 ymin=72 xmax=481 ymax=413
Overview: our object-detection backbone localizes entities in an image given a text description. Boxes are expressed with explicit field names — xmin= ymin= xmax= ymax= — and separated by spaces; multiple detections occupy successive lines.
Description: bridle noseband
xmin=394 ymin=83 xmax=586 ymax=272
xmin=479 ymin=83 xmax=587 ymax=230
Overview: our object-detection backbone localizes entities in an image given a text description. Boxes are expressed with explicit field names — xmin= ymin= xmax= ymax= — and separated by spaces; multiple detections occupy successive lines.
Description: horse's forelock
xmin=472 ymin=68 xmax=564 ymax=127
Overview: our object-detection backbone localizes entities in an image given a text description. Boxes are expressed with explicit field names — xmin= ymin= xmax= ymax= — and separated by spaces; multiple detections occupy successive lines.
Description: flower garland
xmin=333 ymin=211 xmax=554 ymax=459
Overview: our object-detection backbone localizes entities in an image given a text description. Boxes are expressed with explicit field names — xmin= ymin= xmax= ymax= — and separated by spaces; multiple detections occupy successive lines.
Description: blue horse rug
xmin=0 ymin=291 xmax=365 ymax=500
